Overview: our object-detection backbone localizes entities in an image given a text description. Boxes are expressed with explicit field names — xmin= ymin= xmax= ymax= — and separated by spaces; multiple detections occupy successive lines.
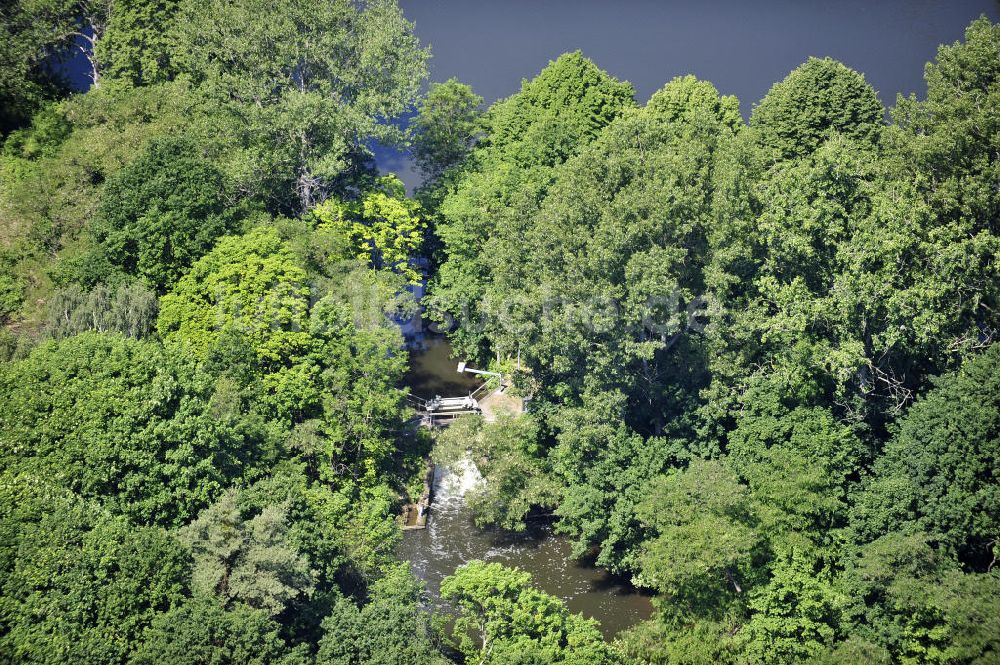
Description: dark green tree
xmin=0 ymin=333 xmax=270 ymax=527
xmin=131 ymin=593 xmax=306 ymax=665
xmin=853 ymin=345 xmax=1000 ymax=568
xmin=750 ymin=57 xmax=883 ymax=160
xmin=94 ymin=135 xmax=243 ymax=291
xmin=0 ymin=475 xmax=190 ymax=664
xmin=316 ymin=565 xmax=443 ymax=665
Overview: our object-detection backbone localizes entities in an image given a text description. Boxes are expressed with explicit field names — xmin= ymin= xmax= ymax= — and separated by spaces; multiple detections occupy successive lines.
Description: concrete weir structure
xmin=400 ymin=361 xmax=525 ymax=529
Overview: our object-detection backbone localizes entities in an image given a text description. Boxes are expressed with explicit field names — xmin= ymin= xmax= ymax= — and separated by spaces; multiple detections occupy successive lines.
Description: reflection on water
xmin=397 ymin=462 xmax=654 ymax=639
xmin=403 ymin=336 xmax=482 ymax=399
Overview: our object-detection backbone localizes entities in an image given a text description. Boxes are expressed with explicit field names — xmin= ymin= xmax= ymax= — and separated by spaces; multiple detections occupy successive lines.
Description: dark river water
xmin=402 ymin=337 xmax=482 ymax=399
xmin=398 ymin=337 xmax=654 ymax=638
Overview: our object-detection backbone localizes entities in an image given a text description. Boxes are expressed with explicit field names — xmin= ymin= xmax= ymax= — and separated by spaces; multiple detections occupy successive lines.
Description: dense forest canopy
xmin=1 ymin=2 xmax=998 ymax=663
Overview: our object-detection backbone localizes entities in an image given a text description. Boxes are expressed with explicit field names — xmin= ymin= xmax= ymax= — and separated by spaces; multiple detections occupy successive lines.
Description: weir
xmin=405 ymin=380 xmax=494 ymax=427
xmin=404 ymin=360 xmax=521 ymax=427
xmin=400 ymin=358 xmax=524 ymax=529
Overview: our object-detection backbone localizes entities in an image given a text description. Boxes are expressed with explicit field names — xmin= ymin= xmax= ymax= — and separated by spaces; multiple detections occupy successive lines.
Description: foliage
xmin=157 ymin=226 xmax=311 ymax=362
xmin=440 ymin=560 xmax=617 ymax=665
xmin=853 ymin=345 xmax=1000 ymax=568
xmin=131 ymin=593 xmax=307 ymax=665
xmin=3 ymin=4 xmax=1000 ymax=663
xmin=0 ymin=474 xmax=190 ymax=664
xmin=411 ymin=78 xmax=483 ymax=180
xmin=44 ymin=280 xmax=158 ymax=339
xmin=0 ymin=80 xmax=202 ymax=323
xmin=0 ymin=333 xmax=271 ymax=527
xmin=310 ymin=176 xmax=426 ymax=283
xmin=96 ymin=0 xmax=182 ymax=87
xmin=750 ymin=56 xmax=884 ymax=160
xmin=427 ymin=51 xmax=636 ymax=357
xmin=635 ymin=460 xmax=759 ymax=606
xmin=316 ymin=565 xmax=444 ymax=665
xmin=551 ymin=402 xmax=677 ymax=573
xmin=180 ymin=489 xmax=316 ymax=616
xmin=172 ymin=0 xmax=428 ymax=212
xmin=740 ymin=547 xmax=841 ymax=664
xmin=94 ymin=135 xmax=244 ymax=291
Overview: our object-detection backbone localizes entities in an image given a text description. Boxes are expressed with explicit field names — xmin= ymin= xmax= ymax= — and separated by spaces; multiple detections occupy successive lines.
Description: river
xmin=398 ymin=336 xmax=654 ymax=639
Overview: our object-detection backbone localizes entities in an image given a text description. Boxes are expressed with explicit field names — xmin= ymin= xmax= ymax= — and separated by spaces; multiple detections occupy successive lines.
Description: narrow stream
xmin=398 ymin=336 xmax=654 ymax=639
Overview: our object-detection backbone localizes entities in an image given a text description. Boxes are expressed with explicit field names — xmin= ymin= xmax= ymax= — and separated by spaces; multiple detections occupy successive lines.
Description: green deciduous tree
xmin=853 ymin=345 xmax=1000 ymax=568
xmin=94 ymin=135 xmax=244 ymax=291
xmin=741 ymin=547 xmax=841 ymax=664
xmin=309 ymin=176 xmax=425 ymax=283
xmin=0 ymin=333 xmax=269 ymax=526
xmin=316 ymin=565 xmax=444 ymax=665
xmin=635 ymin=460 xmax=759 ymax=606
xmin=173 ymin=0 xmax=427 ymax=213
xmin=750 ymin=57 xmax=883 ymax=160
xmin=95 ymin=0 xmax=181 ymax=87
xmin=44 ymin=280 xmax=158 ymax=338
xmin=0 ymin=474 xmax=190 ymax=664
xmin=157 ymin=226 xmax=311 ymax=363
xmin=428 ymin=51 xmax=635 ymax=358
xmin=440 ymin=560 xmax=616 ymax=665
xmin=0 ymin=0 xmax=76 ymax=135
xmin=838 ymin=532 xmax=1000 ymax=664
xmin=411 ymin=77 xmax=483 ymax=181
xmin=132 ymin=593 xmax=307 ymax=665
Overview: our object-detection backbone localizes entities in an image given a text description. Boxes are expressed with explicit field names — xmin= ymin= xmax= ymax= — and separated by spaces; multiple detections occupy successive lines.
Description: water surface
xmin=403 ymin=336 xmax=482 ymax=399
xmin=397 ymin=463 xmax=654 ymax=639
xmin=398 ymin=339 xmax=654 ymax=638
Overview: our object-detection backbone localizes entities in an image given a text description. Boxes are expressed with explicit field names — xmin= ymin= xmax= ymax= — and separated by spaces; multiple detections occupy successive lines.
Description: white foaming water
xmin=397 ymin=453 xmax=653 ymax=638
xmin=432 ymin=457 xmax=485 ymax=510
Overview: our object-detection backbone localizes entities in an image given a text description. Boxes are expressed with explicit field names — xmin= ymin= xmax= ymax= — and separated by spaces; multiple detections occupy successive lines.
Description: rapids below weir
xmin=397 ymin=337 xmax=654 ymax=639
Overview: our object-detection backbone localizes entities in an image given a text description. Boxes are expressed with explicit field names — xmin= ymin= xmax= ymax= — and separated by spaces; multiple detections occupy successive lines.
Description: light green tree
xmin=95 ymin=0 xmax=181 ymax=87
xmin=440 ymin=560 xmax=616 ymax=665
xmin=309 ymin=176 xmax=425 ymax=283
xmin=635 ymin=459 xmax=759 ymax=603
xmin=741 ymin=547 xmax=842 ymax=664
xmin=157 ymin=226 xmax=311 ymax=364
